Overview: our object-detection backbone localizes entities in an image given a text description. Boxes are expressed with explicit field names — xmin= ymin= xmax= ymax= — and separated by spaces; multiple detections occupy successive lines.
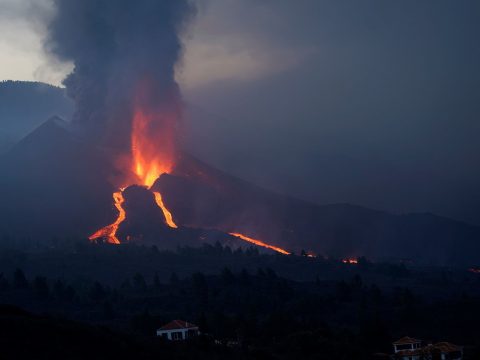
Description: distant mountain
xmin=0 ymin=117 xmax=115 ymax=239
xmin=0 ymin=118 xmax=246 ymax=250
xmin=151 ymin=154 xmax=480 ymax=266
xmin=0 ymin=82 xmax=478 ymax=266
xmin=0 ymin=81 xmax=73 ymax=152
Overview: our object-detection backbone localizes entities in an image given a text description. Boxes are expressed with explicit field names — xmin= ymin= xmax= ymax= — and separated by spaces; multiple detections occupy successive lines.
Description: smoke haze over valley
xmin=1 ymin=2 xmax=480 ymax=358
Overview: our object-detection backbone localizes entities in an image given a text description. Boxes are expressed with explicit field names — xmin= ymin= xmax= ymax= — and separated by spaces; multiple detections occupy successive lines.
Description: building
xmin=392 ymin=336 xmax=463 ymax=360
xmin=393 ymin=336 xmax=423 ymax=358
xmin=156 ymin=320 xmax=199 ymax=341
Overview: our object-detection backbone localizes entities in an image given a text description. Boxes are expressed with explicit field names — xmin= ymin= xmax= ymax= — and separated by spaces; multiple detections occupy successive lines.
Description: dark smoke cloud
xmin=45 ymin=0 xmax=195 ymax=149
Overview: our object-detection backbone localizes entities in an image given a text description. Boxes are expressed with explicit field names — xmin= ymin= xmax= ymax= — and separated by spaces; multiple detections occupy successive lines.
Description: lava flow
xmin=229 ymin=232 xmax=290 ymax=255
xmin=131 ymin=108 xmax=178 ymax=229
xmin=89 ymin=92 xmax=286 ymax=254
xmin=153 ymin=191 xmax=177 ymax=228
xmin=88 ymin=190 xmax=126 ymax=244
xmin=89 ymin=103 xmax=179 ymax=243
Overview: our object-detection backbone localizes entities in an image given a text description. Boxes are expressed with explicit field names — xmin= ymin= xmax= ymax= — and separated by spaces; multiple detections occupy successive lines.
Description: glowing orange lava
xmin=89 ymin=190 xmax=126 ymax=244
xmin=342 ymin=258 xmax=358 ymax=264
xmin=153 ymin=191 xmax=177 ymax=228
xmin=229 ymin=232 xmax=290 ymax=255
xmin=131 ymin=109 xmax=174 ymax=187
xmin=91 ymin=96 xmax=286 ymax=252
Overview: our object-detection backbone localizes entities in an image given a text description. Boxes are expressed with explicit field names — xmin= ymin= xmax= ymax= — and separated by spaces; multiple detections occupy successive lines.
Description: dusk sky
xmin=1 ymin=0 xmax=480 ymax=225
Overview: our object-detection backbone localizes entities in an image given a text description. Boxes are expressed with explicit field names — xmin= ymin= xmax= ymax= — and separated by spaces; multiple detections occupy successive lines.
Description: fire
xmin=131 ymin=107 xmax=178 ymax=229
xmin=342 ymin=258 xmax=358 ymax=264
xmin=131 ymin=108 xmax=175 ymax=187
xmin=89 ymin=101 xmax=179 ymax=242
xmin=229 ymin=232 xmax=290 ymax=255
xmin=90 ymin=91 xmax=286 ymax=253
xmin=89 ymin=190 xmax=126 ymax=244
xmin=153 ymin=191 xmax=177 ymax=228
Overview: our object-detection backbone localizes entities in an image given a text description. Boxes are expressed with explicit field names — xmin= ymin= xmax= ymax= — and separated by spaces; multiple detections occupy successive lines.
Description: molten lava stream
xmin=153 ymin=191 xmax=177 ymax=228
xmin=229 ymin=232 xmax=290 ymax=255
xmin=89 ymin=190 xmax=126 ymax=244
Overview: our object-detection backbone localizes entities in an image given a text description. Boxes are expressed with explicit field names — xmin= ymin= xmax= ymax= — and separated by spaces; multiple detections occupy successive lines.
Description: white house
xmin=392 ymin=336 xmax=463 ymax=360
xmin=156 ymin=320 xmax=199 ymax=341
xmin=393 ymin=336 xmax=422 ymax=357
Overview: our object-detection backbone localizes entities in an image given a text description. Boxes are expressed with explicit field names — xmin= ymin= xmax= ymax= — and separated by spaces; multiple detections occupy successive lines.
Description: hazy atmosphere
xmin=1 ymin=1 xmax=480 ymax=359
xmin=2 ymin=0 xmax=480 ymax=224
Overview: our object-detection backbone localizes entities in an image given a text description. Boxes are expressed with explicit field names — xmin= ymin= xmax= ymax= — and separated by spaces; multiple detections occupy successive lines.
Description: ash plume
xmin=45 ymin=0 xmax=195 ymax=150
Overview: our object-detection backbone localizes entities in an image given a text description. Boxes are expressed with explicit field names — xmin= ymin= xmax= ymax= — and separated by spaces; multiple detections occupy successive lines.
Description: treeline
xmin=1 ymin=260 xmax=480 ymax=359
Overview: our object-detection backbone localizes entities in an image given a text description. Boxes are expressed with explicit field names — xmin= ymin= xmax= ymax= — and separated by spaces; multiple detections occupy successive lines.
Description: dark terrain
xmin=0 ymin=81 xmax=479 ymax=359
xmin=0 ymin=86 xmax=478 ymax=265
xmin=0 ymin=242 xmax=479 ymax=359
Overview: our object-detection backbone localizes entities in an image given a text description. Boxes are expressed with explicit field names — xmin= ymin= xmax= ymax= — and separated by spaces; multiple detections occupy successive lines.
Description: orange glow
xmin=131 ymin=106 xmax=179 ymax=228
xmin=229 ymin=232 xmax=290 ymax=255
xmin=153 ymin=191 xmax=177 ymax=228
xmin=342 ymin=258 xmax=358 ymax=264
xmin=131 ymin=109 xmax=175 ymax=187
xmin=89 ymin=190 xmax=126 ymax=244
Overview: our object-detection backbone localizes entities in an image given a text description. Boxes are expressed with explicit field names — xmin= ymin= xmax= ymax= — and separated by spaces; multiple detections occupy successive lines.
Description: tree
xmin=169 ymin=272 xmax=179 ymax=286
xmin=221 ymin=267 xmax=235 ymax=285
xmin=133 ymin=273 xmax=147 ymax=292
xmin=153 ymin=273 xmax=161 ymax=289
xmin=0 ymin=273 xmax=10 ymax=291
xmin=33 ymin=276 xmax=50 ymax=299
xmin=89 ymin=282 xmax=106 ymax=301
xmin=13 ymin=268 xmax=28 ymax=289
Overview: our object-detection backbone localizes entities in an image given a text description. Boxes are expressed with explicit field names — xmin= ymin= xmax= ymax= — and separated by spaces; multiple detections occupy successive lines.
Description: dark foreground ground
xmin=0 ymin=241 xmax=479 ymax=359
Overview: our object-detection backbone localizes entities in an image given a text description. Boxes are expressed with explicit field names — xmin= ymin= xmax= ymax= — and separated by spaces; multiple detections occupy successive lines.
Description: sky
xmin=1 ymin=0 xmax=480 ymax=224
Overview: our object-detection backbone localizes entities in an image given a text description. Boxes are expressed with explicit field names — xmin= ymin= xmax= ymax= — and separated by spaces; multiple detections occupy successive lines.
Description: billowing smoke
xmin=45 ymin=0 xmax=195 ymax=151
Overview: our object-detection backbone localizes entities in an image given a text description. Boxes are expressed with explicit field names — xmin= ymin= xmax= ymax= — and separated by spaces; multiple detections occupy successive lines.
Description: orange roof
xmin=430 ymin=342 xmax=461 ymax=353
xmin=158 ymin=320 xmax=198 ymax=331
xmin=393 ymin=336 xmax=422 ymax=345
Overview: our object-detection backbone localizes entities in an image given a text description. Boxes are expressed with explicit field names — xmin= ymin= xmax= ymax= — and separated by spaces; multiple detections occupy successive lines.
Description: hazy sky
xmin=1 ymin=0 xmax=480 ymax=225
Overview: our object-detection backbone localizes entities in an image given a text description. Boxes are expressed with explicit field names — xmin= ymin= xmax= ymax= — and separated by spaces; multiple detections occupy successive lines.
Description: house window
xmin=171 ymin=331 xmax=183 ymax=340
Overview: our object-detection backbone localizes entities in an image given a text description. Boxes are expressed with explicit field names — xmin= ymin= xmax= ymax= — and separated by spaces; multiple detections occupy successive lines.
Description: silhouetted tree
xmin=0 ymin=273 xmax=10 ymax=291
xmin=153 ymin=273 xmax=161 ymax=289
xmin=89 ymin=282 xmax=106 ymax=301
xmin=221 ymin=267 xmax=235 ymax=285
xmin=169 ymin=272 xmax=179 ymax=286
xmin=33 ymin=276 xmax=50 ymax=299
xmin=13 ymin=268 xmax=28 ymax=289
xmin=133 ymin=273 xmax=147 ymax=292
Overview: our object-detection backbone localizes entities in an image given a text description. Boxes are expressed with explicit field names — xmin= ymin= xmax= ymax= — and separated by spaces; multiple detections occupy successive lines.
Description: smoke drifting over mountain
xmin=45 ymin=0 xmax=195 ymax=150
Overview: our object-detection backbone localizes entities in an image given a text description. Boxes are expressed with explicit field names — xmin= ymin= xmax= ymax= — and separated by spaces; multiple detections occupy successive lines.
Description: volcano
xmin=0 ymin=117 xmax=479 ymax=265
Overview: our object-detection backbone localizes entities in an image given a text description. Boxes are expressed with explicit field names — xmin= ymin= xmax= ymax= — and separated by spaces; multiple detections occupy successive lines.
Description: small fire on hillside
xmin=342 ymin=258 xmax=358 ymax=265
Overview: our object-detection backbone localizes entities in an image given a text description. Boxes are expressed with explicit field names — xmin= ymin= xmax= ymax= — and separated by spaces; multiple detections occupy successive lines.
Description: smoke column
xmin=45 ymin=0 xmax=195 ymax=152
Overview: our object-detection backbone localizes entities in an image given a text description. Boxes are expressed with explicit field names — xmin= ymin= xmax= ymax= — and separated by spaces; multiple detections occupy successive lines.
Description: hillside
xmin=0 ymin=80 xmax=73 ymax=152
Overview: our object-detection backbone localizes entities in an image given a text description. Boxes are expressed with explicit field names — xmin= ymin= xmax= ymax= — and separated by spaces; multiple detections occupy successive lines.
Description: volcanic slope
xmin=0 ymin=119 xmax=479 ymax=265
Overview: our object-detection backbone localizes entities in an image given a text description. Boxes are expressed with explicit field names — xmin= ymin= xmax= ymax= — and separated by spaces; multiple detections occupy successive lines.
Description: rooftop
xmin=393 ymin=336 xmax=422 ymax=345
xmin=157 ymin=320 xmax=198 ymax=331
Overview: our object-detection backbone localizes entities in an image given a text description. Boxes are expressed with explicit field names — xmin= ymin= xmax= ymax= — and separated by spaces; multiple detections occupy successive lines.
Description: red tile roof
xmin=427 ymin=342 xmax=461 ymax=353
xmin=158 ymin=320 xmax=198 ymax=331
xmin=393 ymin=336 xmax=422 ymax=345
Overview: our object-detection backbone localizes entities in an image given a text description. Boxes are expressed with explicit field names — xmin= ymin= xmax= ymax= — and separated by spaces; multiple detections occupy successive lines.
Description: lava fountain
xmin=89 ymin=94 xmax=179 ymax=242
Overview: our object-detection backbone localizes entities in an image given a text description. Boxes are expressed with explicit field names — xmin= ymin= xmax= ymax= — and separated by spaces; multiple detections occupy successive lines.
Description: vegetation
xmin=0 ymin=241 xmax=479 ymax=358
